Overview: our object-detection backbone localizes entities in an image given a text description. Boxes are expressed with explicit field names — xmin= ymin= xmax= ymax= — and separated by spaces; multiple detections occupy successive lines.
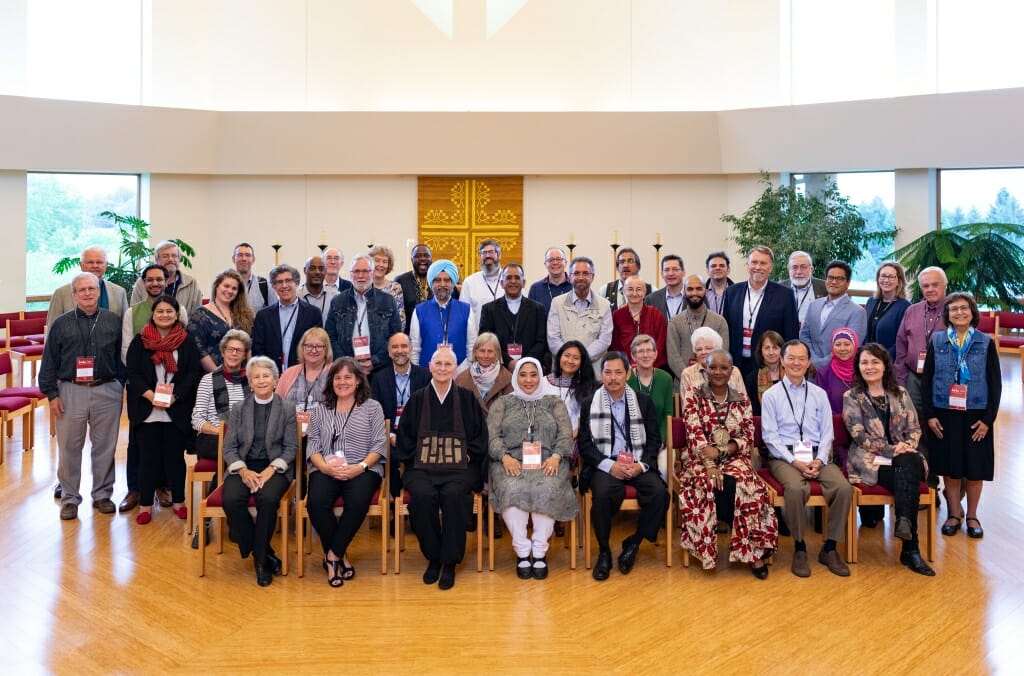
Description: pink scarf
xmin=829 ymin=327 xmax=859 ymax=383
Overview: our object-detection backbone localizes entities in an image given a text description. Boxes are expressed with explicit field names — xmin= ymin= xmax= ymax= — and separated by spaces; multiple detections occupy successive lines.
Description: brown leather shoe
xmin=156 ymin=488 xmax=173 ymax=508
xmin=60 ymin=503 xmax=78 ymax=520
xmin=791 ymin=550 xmax=811 ymax=577
xmin=818 ymin=548 xmax=851 ymax=577
xmin=119 ymin=490 xmax=140 ymax=513
xmin=93 ymin=498 xmax=116 ymax=514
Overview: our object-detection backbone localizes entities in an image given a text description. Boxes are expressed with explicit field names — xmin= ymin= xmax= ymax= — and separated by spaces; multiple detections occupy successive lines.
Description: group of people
xmin=39 ymin=238 xmax=1001 ymax=587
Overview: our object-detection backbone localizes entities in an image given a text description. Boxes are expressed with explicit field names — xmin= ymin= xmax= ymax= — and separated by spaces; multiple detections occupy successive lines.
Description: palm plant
xmin=53 ymin=211 xmax=195 ymax=289
xmin=891 ymin=221 xmax=1024 ymax=309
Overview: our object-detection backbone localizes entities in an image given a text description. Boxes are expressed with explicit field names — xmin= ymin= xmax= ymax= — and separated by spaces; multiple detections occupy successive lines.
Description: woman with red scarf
xmin=126 ymin=295 xmax=202 ymax=525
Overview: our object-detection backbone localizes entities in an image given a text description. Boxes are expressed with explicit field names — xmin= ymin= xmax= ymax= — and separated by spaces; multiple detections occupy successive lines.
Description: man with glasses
xmin=130 ymin=240 xmax=203 ymax=314
xmin=601 ymin=247 xmax=651 ymax=310
xmin=299 ymin=254 xmax=340 ymax=324
xmin=528 ymin=246 xmax=573 ymax=315
xmin=410 ymin=259 xmax=477 ymax=368
xmin=460 ymin=239 xmax=504 ymax=324
xmin=479 ymin=263 xmax=548 ymax=370
xmin=251 ymin=264 xmax=323 ymax=372
xmin=232 ymin=242 xmax=276 ymax=311
xmin=645 ymin=255 xmax=686 ymax=323
xmin=781 ymin=251 xmax=827 ymax=326
xmin=799 ymin=260 xmax=866 ymax=369
xmin=326 ymin=253 xmax=402 ymax=375
xmin=547 ymin=257 xmax=613 ymax=375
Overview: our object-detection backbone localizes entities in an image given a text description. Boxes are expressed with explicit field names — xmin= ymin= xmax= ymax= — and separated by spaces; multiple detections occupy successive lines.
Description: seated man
xmin=395 ymin=348 xmax=488 ymax=590
xmin=578 ymin=352 xmax=668 ymax=581
xmin=761 ymin=339 xmax=853 ymax=578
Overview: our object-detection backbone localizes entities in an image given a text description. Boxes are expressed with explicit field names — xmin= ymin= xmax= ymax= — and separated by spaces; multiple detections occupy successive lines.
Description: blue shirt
xmin=761 ymin=374 xmax=834 ymax=464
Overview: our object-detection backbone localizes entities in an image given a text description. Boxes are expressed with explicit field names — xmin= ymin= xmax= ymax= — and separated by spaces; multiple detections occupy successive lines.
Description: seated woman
xmin=221 ymin=356 xmax=298 ymax=587
xmin=743 ymin=330 xmax=783 ymax=417
xmin=626 ymin=334 xmax=674 ymax=479
xmin=545 ymin=340 xmax=598 ymax=438
xmin=679 ymin=327 xmax=745 ymax=396
xmin=679 ymin=349 xmax=777 ymax=577
xmin=843 ymin=343 xmax=935 ymax=576
xmin=276 ymin=327 xmax=333 ymax=415
xmin=126 ymin=295 xmax=202 ymax=525
xmin=454 ymin=332 xmax=513 ymax=413
xmin=306 ymin=357 xmax=386 ymax=587
xmin=187 ymin=269 xmax=254 ymax=372
xmin=191 ymin=330 xmax=251 ymax=461
xmin=487 ymin=358 xmax=577 ymax=579
xmin=816 ymin=327 xmax=859 ymax=415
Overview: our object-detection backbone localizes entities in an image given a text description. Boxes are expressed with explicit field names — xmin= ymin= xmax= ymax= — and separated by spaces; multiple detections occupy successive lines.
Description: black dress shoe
xmin=965 ymin=517 xmax=984 ymax=539
xmin=618 ymin=541 xmax=640 ymax=575
xmin=423 ymin=560 xmax=442 ymax=585
xmin=53 ymin=482 xmax=62 ymax=500
xmin=751 ymin=561 xmax=769 ymax=580
xmin=941 ymin=516 xmax=962 ymax=536
xmin=532 ymin=556 xmax=548 ymax=580
xmin=266 ymin=551 xmax=283 ymax=576
xmin=516 ymin=557 xmax=533 ymax=580
xmin=592 ymin=550 xmax=612 ymax=581
xmin=438 ymin=564 xmax=456 ymax=590
xmin=900 ymin=550 xmax=936 ymax=576
xmin=254 ymin=560 xmax=273 ymax=587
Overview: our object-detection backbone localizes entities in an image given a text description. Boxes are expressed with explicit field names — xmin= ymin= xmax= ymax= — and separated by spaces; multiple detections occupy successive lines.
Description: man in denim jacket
xmin=327 ymin=253 xmax=402 ymax=375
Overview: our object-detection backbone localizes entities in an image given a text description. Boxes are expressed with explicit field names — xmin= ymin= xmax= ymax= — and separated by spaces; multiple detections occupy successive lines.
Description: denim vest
xmin=930 ymin=330 xmax=990 ymax=410
xmin=414 ymin=299 xmax=471 ymax=366
xmin=326 ymin=289 xmax=401 ymax=370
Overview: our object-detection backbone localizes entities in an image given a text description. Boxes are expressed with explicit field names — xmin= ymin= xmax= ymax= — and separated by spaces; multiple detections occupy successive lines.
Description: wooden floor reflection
xmin=1 ymin=357 xmax=1022 ymax=674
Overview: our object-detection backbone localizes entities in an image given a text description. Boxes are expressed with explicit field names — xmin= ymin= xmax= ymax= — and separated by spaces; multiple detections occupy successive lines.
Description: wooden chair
xmin=0 ymin=395 xmax=33 ymax=464
xmin=7 ymin=318 xmax=46 ymax=387
xmin=486 ymin=473 xmax=578 ymax=572
xmin=665 ymin=415 xmax=688 ymax=566
xmin=183 ymin=449 xmax=218 ymax=537
xmin=197 ymin=422 xmax=296 ymax=578
xmin=297 ymin=419 xmax=390 ymax=577
xmin=0 ymin=350 xmax=48 ymax=443
xmin=995 ymin=310 xmax=1024 ymax=354
xmin=0 ymin=312 xmax=27 ymax=352
xmin=850 ymin=481 xmax=937 ymax=564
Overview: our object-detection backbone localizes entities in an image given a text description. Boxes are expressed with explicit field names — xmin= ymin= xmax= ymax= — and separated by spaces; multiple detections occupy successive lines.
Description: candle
xmin=612 ymin=230 xmax=618 ymax=244
xmin=656 ymin=232 xmax=662 ymax=245
xmin=569 ymin=232 xmax=575 ymax=245
xmin=271 ymin=239 xmax=280 ymax=246
xmin=319 ymin=230 xmax=327 ymax=246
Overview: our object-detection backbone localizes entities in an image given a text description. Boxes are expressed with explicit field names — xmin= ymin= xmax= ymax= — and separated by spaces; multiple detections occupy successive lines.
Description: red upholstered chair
xmin=850 ymin=482 xmax=936 ymax=563
xmin=995 ymin=310 xmax=1024 ymax=353
xmin=296 ymin=419 xmax=390 ymax=577
xmin=0 ymin=351 xmax=47 ymax=444
xmin=7 ymin=318 xmax=46 ymax=386
xmin=0 ymin=312 xmax=28 ymax=352
xmin=0 ymin=395 xmax=33 ymax=464
xmin=196 ymin=422 xmax=296 ymax=577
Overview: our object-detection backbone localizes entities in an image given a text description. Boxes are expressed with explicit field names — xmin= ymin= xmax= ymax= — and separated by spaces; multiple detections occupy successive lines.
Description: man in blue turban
xmin=410 ymin=259 xmax=477 ymax=367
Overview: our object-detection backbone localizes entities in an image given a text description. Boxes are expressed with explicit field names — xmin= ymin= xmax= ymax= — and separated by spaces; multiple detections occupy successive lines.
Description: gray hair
xmin=690 ymin=326 xmax=724 ymax=351
xmin=630 ymin=333 xmax=657 ymax=354
xmin=219 ymin=329 xmax=252 ymax=355
xmin=269 ymin=264 xmax=300 ymax=285
xmin=153 ymin=240 xmax=181 ymax=257
xmin=918 ymin=266 xmax=948 ymax=284
xmin=472 ymin=332 xmax=502 ymax=359
xmin=246 ymin=355 xmax=279 ymax=380
xmin=349 ymin=253 xmax=374 ymax=272
xmin=788 ymin=250 xmax=813 ymax=267
xmin=81 ymin=245 xmax=108 ymax=261
xmin=71 ymin=271 xmax=100 ymax=290
xmin=570 ymin=256 xmax=595 ymax=275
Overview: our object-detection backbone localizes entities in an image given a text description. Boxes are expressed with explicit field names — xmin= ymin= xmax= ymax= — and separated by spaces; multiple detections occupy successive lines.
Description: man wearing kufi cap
xmin=409 ymin=259 xmax=478 ymax=369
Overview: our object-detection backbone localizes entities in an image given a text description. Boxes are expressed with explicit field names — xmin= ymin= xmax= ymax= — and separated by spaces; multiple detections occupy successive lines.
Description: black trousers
xmin=135 ymin=422 xmax=186 ymax=507
xmin=589 ymin=469 xmax=669 ymax=551
xmin=222 ymin=471 xmax=290 ymax=562
xmin=876 ymin=453 xmax=925 ymax=549
xmin=307 ymin=470 xmax=381 ymax=559
xmin=403 ymin=467 xmax=476 ymax=565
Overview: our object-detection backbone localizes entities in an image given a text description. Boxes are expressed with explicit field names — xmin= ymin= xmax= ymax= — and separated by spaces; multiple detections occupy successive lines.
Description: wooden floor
xmin=2 ymin=359 xmax=1023 ymax=675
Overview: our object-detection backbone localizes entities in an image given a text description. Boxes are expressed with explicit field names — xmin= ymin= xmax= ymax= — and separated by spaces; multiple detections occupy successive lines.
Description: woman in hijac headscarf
xmin=816 ymin=327 xmax=860 ymax=416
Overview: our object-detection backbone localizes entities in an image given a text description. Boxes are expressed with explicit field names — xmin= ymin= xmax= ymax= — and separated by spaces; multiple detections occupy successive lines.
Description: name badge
xmin=742 ymin=328 xmax=753 ymax=357
xmin=507 ymin=343 xmax=523 ymax=359
xmin=153 ymin=382 xmax=174 ymax=408
xmin=948 ymin=384 xmax=968 ymax=411
xmin=688 ymin=356 xmax=697 ymax=366
xmin=522 ymin=441 xmax=542 ymax=469
xmin=872 ymin=455 xmax=893 ymax=467
xmin=353 ymin=335 xmax=371 ymax=358
xmin=437 ymin=342 xmax=452 ymax=352
xmin=296 ymin=411 xmax=311 ymax=435
xmin=327 ymin=451 xmax=347 ymax=467
xmin=394 ymin=404 xmax=403 ymax=428
xmin=916 ymin=350 xmax=927 ymax=374
xmin=75 ymin=357 xmax=95 ymax=383
xmin=793 ymin=440 xmax=814 ymax=463
xmin=616 ymin=451 xmax=634 ymax=464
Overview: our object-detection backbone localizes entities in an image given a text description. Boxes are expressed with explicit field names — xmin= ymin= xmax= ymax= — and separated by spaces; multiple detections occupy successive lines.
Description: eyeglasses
xmin=480 ymin=249 xmax=499 ymax=256
xmin=304 ymin=344 xmax=326 ymax=351
xmin=633 ymin=348 xmax=656 ymax=355
xmin=878 ymin=274 xmax=897 ymax=280
xmin=826 ymin=275 xmax=848 ymax=283
xmin=948 ymin=305 xmax=972 ymax=313
xmin=618 ymin=258 xmax=637 ymax=266
xmin=351 ymin=268 xmax=372 ymax=275
xmin=223 ymin=346 xmax=246 ymax=354
xmin=273 ymin=278 xmax=297 ymax=287
xmin=545 ymin=257 xmax=565 ymax=263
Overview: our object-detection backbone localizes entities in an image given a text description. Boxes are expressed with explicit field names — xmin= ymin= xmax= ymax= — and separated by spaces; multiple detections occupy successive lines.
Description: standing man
xmin=47 ymin=246 xmax=128 ymax=327
xmin=601 ymin=247 xmax=651 ymax=310
xmin=578 ymin=352 xmax=667 ymax=581
xmin=666 ymin=274 xmax=730 ymax=379
xmin=645 ymin=254 xmax=686 ymax=323
xmin=326 ymin=253 xmax=402 ymax=376
xmin=299 ymin=255 xmax=340 ymax=325
xmin=460 ymin=239 xmax=504 ymax=324
xmin=479 ymin=263 xmax=548 ymax=370
xmin=780 ymin=251 xmax=827 ymax=326
xmin=547 ymin=257 xmax=613 ymax=374
xmin=799 ymin=260 xmax=867 ymax=369
xmin=761 ymin=340 xmax=852 ymax=578
xmin=704 ymin=251 xmax=734 ymax=316
xmin=39 ymin=273 xmax=126 ymax=521
xmin=722 ymin=246 xmax=799 ymax=375
xmin=409 ymin=259 xmax=477 ymax=369
xmin=395 ymin=244 xmax=460 ymax=333
xmin=395 ymin=348 xmax=488 ymax=590
xmin=232 ymin=242 xmax=276 ymax=312
xmin=251 ymin=264 xmax=323 ymax=373
xmin=527 ymin=246 xmax=572 ymax=315
xmin=322 ymin=247 xmax=353 ymax=293
xmin=130 ymin=240 xmax=203 ymax=314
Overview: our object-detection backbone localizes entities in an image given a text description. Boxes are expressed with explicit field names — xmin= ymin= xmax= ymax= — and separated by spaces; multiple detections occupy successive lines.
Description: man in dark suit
xmin=779 ymin=250 xmax=827 ymax=326
xmin=645 ymin=254 xmax=686 ymax=323
xmin=722 ymin=246 xmax=799 ymax=375
xmin=251 ymin=263 xmax=323 ymax=372
xmin=478 ymin=263 xmax=548 ymax=370
xmin=371 ymin=332 xmax=431 ymax=497
xmin=394 ymin=243 xmax=460 ymax=334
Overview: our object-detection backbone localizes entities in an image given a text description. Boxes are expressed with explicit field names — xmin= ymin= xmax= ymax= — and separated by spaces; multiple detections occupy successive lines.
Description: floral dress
xmin=678 ymin=384 xmax=778 ymax=569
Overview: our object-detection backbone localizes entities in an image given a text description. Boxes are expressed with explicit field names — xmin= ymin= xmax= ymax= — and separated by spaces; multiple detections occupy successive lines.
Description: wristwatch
xmin=358 ymin=461 xmax=369 ymax=471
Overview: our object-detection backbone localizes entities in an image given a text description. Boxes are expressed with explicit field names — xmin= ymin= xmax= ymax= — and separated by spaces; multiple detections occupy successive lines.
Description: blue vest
xmin=930 ymin=330 xmax=990 ymax=410
xmin=415 ymin=299 xmax=471 ymax=366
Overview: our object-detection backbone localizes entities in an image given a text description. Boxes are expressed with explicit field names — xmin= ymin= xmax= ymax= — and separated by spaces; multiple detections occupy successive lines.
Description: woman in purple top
xmin=816 ymin=327 xmax=859 ymax=416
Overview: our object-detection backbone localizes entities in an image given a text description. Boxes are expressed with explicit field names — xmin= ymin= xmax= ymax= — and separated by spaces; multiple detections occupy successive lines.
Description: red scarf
xmin=141 ymin=323 xmax=188 ymax=374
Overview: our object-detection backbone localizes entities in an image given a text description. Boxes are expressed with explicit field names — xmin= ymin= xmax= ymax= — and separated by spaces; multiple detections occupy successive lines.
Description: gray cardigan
xmin=223 ymin=394 xmax=298 ymax=481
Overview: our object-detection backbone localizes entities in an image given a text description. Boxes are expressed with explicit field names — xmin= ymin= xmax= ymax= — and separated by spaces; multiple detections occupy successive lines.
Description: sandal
xmin=340 ymin=560 xmax=356 ymax=580
xmin=323 ymin=558 xmax=344 ymax=587
xmin=941 ymin=515 xmax=962 ymax=537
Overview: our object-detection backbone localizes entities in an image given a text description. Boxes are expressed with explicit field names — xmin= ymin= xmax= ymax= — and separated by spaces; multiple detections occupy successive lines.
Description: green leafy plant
xmin=891 ymin=222 xmax=1024 ymax=309
xmin=722 ymin=173 xmax=895 ymax=279
xmin=52 ymin=211 xmax=195 ymax=290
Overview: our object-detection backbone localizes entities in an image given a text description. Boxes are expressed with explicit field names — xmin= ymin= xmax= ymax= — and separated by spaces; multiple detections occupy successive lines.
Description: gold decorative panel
xmin=418 ymin=176 xmax=524 ymax=282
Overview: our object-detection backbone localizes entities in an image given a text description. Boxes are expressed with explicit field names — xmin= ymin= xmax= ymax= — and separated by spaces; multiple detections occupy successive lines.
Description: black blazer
xmin=371 ymin=363 xmax=432 ymax=497
xmin=478 ymin=296 xmax=549 ymax=369
xmin=576 ymin=390 xmax=661 ymax=493
xmin=251 ymin=301 xmax=323 ymax=372
xmin=722 ymin=281 xmax=799 ymax=370
xmin=125 ymin=331 xmax=203 ymax=434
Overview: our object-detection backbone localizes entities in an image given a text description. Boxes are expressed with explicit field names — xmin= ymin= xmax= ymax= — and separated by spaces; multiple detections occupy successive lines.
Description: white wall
xmin=0 ymin=172 xmax=28 ymax=310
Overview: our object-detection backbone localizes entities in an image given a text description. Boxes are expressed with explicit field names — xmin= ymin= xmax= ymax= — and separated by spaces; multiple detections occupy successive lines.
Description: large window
xmin=940 ymin=169 xmax=1024 ymax=233
xmin=26 ymin=173 xmax=141 ymax=298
